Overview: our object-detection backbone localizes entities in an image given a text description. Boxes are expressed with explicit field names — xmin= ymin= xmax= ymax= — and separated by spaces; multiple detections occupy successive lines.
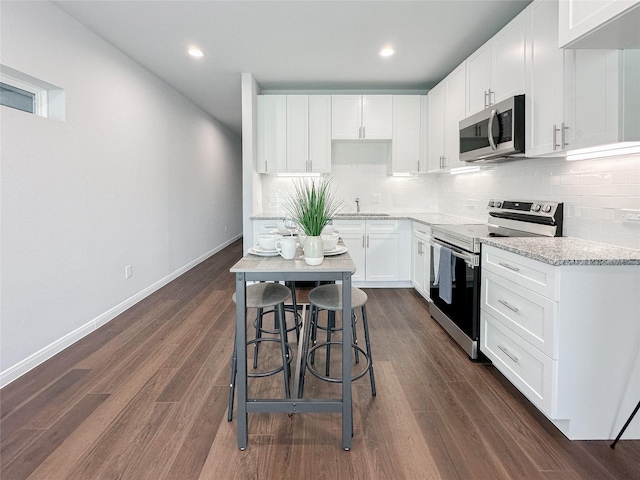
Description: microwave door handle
xmin=487 ymin=109 xmax=498 ymax=151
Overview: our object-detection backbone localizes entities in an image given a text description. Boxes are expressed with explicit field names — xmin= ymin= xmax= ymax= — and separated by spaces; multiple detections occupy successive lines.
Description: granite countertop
xmin=482 ymin=237 xmax=640 ymax=266
xmin=251 ymin=212 xmax=480 ymax=226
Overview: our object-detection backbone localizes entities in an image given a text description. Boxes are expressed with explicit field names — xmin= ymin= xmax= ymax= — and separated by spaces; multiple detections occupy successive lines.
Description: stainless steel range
xmin=429 ymin=199 xmax=563 ymax=360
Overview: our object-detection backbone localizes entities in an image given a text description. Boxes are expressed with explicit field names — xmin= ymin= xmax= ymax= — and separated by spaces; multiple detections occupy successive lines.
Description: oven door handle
xmin=430 ymin=239 xmax=479 ymax=268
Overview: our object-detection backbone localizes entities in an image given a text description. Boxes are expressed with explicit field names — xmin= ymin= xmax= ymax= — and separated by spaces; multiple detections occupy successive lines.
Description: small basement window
xmin=0 ymin=65 xmax=65 ymax=121
xmin=1 ymin=82 xmax=37 ymax=114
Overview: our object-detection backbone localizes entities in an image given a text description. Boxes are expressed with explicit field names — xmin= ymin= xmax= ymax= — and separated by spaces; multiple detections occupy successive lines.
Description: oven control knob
xmin=543 ymin=204 xmax=553 ymax=213
xmin=495 ymin=201 xmax=502 ymax=208
xmin=532 ymin=204 xmax=541 ymax=212
xmin=488 ymin=201 xmax=495 ymax=207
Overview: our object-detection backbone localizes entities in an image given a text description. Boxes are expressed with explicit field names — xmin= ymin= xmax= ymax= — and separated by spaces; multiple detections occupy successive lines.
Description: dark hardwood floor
xmin=2 ymin=239 xmax=639 ymax=479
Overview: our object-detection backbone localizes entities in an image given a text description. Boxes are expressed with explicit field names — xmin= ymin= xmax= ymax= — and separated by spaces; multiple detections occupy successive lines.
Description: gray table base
xmin=234 ymin=271 xmax=354 ymax=451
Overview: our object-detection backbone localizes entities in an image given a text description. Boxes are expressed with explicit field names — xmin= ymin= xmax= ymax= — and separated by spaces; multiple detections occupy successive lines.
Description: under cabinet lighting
xmin=566 ymin=143 xmax=640 ymax=161
xmin=450 ymin=166 xmax=481 ymax=175
xmin=380 ymin=47 xmax=395 ymax=57
xmin=391 ymin=172 xmax=413 ymax=177
xmin=276 ymin=173 xmax=322 ymax=178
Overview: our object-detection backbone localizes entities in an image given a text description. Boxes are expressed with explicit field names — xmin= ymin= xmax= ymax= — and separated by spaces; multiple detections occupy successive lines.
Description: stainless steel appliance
xmin=459 ymin=95 xmax=525 ymax=162
xmin=429 ymin=199 xmax=563 ymax=360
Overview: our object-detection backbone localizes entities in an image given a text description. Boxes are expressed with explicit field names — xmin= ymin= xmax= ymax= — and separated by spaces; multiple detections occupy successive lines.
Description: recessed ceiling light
xmin=188 ymin=47 xmax=205 ymax=58
xmin=380 ymin=48 xmax=395 ymax=57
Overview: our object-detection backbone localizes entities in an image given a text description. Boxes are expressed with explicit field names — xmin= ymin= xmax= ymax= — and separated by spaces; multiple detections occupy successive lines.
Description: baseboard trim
xmin=0 ymin=234 xmax=242 ymax=388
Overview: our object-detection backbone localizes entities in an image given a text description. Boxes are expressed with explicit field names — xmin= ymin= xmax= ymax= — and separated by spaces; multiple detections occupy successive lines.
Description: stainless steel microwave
xmin=459 ymin=95 xmax=525 ymax=162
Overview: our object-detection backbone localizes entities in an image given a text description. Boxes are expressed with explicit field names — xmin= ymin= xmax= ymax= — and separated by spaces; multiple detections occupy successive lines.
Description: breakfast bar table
xmin=230 ymin=247 xmax=357 ymax=450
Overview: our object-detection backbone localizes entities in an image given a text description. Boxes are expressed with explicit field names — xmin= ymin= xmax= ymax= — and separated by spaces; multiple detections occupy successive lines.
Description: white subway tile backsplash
xmin=259 ymin=152 xmax=639 ymax=251
xmin=438 ymin=154 xmax=640 ymax=250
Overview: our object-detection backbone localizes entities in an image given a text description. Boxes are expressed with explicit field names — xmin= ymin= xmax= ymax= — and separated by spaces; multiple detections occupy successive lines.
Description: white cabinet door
xmin=286 ymin=95 xmax=309 ymax=173
xmin=257 ymin=95 xmax=287 ymax=173
xmin=412 ymin=235 xmax=426 ymax=293
xmin=526 ymin=0 xmax=567 ymax=156
xmin=563 ymin=49 xmax=640 ymax=151
xmin=338 ymin=232 xmax=365 ymax=282
xmin=366 ymin=233 xmax=399 ymax=281
xmin=558 ymin=0 xmax=640 ymax=48
xmin=391 ymin=95 xmax=422 ymax=173
xmin=362 ymin=95 xmax=393 ymax=139
xmin=331 ymin=95 xmax=361 ymax=139
xmin=493 ymin=15 xmax=526 ymax=105
xmin=252 ymin=219 xmax=281 ymax=247
xmin=308 ymin=95 xmax=332 ymax=173
xmin=419 ymin=95 xmax=429 ymax=173
xmin=466 ymin=42 xmax=493 ymax=115
xmin=331 ymin=95 xmax=392 ymax=140
xmin=444 ymin=63 xmax=467 ymax=169
xmin=466 ymin=14 xmax=525 ymax=116
xmin=427 ymin=82 xmax=446 ymax=172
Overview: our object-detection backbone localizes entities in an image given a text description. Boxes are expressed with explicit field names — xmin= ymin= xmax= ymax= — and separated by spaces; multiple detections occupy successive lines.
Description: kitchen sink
xmin=334 ymin=213 xmax=390 ymax=217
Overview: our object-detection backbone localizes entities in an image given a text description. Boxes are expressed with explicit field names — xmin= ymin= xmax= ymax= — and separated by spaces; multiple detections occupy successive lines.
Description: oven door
xmin=429 ymin=239 xmax=481 ymax=356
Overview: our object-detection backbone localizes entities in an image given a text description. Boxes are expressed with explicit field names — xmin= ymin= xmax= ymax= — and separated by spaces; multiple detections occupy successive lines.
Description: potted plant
xmin=283 ymin=177 xmax=342 ymax=265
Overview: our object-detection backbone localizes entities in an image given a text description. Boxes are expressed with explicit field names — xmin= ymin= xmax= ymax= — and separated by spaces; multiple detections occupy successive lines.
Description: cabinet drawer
xmin=412 ymin=222 xmax=431 ymax=238
xmin=367 ymin=220 xmax=399 ymax=234
xmin=482 ymin=311 xmax=557 ymax=418
xmin=481 ymin=270 xmax=557 ymax=359
xmin=482 ymin=245 xmax=557 ymax=299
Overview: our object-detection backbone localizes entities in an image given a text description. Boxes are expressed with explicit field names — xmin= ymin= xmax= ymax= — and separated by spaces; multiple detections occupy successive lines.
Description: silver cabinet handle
xmin=553 ymin=124 xmax=559 ymax=151
xmin=367 ymin=235 xmax=370 ymax=248
xmin=561 ymin=122 xmax=569 ymax=149
xmin=484 ymin=90 xmax=489 ymax=109
xmin=488 ymin=89 xmax=494 ymax=106
xmin=498 ymin=344 xmax=518 ymax=363
xmin=498 ymin=299 xmax=519 ymax=313
xmin=498 ymin=262 xmax=520 ymax=272
xmin=362 ymin=235 xmax=365 ymax=248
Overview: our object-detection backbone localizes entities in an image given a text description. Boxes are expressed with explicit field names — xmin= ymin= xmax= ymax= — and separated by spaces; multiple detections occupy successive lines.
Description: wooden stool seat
xmin=308 ymin=284 xmax=368 ymax=311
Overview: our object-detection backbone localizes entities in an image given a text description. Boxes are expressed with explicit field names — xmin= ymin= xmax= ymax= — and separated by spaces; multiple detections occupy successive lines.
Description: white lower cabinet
xmin=333 ymin=219 xmax=410 ymax=284
xmin=252 ymin=219 xmax=281 ymax=247
xmin=480 ymin=245 xmax=640 ymax=440
xmin=411 ymin=223 xmax=431 ymax=300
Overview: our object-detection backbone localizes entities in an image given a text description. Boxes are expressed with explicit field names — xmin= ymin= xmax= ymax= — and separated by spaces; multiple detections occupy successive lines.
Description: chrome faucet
xmin=355 ymin=197 xmax=360 ymax=213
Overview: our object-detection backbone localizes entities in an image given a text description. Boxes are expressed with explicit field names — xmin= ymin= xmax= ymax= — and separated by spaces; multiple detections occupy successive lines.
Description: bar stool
xmin=253 ymin=281 xmax=301 ymax=367
xmin=298 ymin=284 xmax=376 ymax=398
xmin=228 ymin=282 xmax=292 ymax=422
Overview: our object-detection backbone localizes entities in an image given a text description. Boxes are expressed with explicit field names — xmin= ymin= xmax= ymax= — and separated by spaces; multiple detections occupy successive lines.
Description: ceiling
xmin=53 ymin=0 xmax=532 ymax=135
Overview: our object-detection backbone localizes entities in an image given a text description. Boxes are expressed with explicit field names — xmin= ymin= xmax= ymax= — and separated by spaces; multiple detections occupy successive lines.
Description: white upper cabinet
xmin=308 ymin=95 xmax=332 ymax=173
xmin=391 ymin=95 xmax=425 ymax=174
xmin=564 ymin=49 xmax=640 ymax=152
xmin=286 ymin=95 xmax=309 ymax=173
xmin=526 ymin=0 xmax=640 ymax=157
xmin=428 ymin=63 xmax=467 ymax=172
xmin=258 ymin=95 xmax=331 ymax=174
xmin=525 ymin=0 xmax=567 ymax=156
xmin=331 ymin=95 xmax=392 ymax=140
xmin=466 ymin=14 xmax=526 ymax=115
xmin=558 ymin=0 xmax=640 ymax=49
xmin=257 ymin=95 xmax=287 ymax=173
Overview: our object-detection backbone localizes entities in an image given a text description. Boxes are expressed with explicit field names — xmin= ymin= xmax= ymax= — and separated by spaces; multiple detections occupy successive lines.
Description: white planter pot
xmin=303 ymin=236 xmax=323 ymax=265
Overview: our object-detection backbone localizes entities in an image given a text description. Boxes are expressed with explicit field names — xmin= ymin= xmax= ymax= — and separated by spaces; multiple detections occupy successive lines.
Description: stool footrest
xmin=306 ymin=341 xmax=370 ymax=383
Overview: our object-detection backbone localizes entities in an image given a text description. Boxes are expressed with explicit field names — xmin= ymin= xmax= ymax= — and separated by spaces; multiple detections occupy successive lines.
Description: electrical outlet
xmin=371 ymin=194 xmax=381 ymax=203
xmin=623 ymin=213 xmax=640 ymax=222
xmin=125 ymin=265 xmax=132 ymax=279
xmin=224 ymin=225 xmax=228 ymax=233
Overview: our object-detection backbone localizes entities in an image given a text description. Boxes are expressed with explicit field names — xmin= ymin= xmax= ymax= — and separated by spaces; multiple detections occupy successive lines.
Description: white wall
xmin=0 ymin=2 xmax=242 ymax=385
xmin=438 ymin=154 xmax=640 ymax=250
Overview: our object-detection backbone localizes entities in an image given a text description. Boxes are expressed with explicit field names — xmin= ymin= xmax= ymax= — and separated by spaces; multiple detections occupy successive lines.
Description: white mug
xmin=275 ymin=236 xmax=297 ymax=260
